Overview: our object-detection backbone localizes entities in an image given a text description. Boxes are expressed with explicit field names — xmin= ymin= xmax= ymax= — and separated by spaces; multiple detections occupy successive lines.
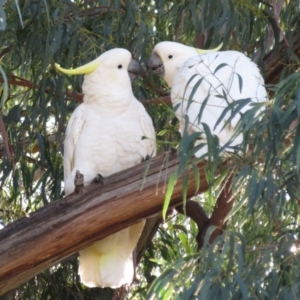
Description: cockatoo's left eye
xmin=168 ymin=55 xmax=173 ymax=59
xmin=118 ymin=64 xmax=123 ymax=69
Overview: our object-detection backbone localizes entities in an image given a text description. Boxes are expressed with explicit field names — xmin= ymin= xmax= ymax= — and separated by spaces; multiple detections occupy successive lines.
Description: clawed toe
xmin=141 ymin=154 xmax=150 ymax=163
xmin=93 ymin=173 xmax=104 ymax=184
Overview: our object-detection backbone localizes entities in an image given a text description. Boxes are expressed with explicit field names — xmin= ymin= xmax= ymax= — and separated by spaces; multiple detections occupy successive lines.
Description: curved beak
xmin=147 ymin=53 xmax=165 ymax=76
xmin=128 ymin=59 xmax=140 ymax=81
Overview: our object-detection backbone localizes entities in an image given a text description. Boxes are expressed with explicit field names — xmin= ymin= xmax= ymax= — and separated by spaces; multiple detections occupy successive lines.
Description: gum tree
xmin=1 ymin=1 xmax=300 ymax=299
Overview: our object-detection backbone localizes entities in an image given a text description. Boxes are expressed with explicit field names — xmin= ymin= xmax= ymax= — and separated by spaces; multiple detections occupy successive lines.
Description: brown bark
xmin=1 ymin=19 xmax=299 ymax=297
xmin=0 ymin=46 xmax=11 ymax=60
xmin=175 ymin=200 xmax=209 ymax=229
xmin=136 ymin=215 xmax=163 ymax=264
xmin=0 ymin=152 xmax=211 ymax=296
xmin=0 ymin=113 xmax=13 ymax=163
xmin=175 ymin=200 xmax=209 ymax=249
xmin=263 ymin=34 xmax=300 ymax=85
xmin=197 ymin=176 xmax=234 ymax=249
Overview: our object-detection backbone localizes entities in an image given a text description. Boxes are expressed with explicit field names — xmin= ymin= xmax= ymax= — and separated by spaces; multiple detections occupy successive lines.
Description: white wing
xmin=79 ymin=220 xmax=145 ymax=288
xmin=77 ymin=100 xmax=156 ymax=288
xmin=136 ymin=100 xmax=157 ymax=157
xmin=172 ymin=51 xmax=267 ymax=150
xmin=63 ymin=103 xmax=86 ymax=194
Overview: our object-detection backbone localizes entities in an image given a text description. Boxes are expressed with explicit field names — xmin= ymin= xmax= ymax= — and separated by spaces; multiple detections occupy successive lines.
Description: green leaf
xmin=192 ymin=163 xmax=200 ymax=193
xmin=181 ymin=171 xmax=189 ymax=214
xmin=0 ymin=66 xmax=8 ymax=107
xmin=14 ymin=0 xmax=24 ymax=28
xmin=236 ymin=72 xmax=243 ymax=93
xmin=162 ymin=172 xmax=178 ymax=220
xmin=0 ymin=4 xmax=6 ymax=31
xmin=140 ymin=155 xmax=153 ymax=190
xmin=213 ymin=62 xmax=229 ymax=74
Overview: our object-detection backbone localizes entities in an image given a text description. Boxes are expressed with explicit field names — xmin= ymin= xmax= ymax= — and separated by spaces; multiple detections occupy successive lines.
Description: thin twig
xmin=175 ymin=200 xmax=209 ymax=249
xmin=0 ymin=47 xmax=11 ymax=60
xmin=0 ymin=75 xmax=172 ymax=105
xmin=272 ymin=0 xmax=289 ymax=47
xmin=0 ymin=113 xmax=13 ymax=163
xmin=197 ymin=175 xmax=234 ymax=249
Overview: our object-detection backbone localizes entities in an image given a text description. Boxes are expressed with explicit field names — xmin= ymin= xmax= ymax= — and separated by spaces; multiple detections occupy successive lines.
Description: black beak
xmin=147 ymin=53 xmax=165 ymax=76
xmin=128 ymin=59 xmax=140 ymax=81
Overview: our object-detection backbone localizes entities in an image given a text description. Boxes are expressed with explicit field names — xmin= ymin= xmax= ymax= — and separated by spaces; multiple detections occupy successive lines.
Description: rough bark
xmin=197 ymin=176 xmax=234 ymax=249
xmin=0 ymin=152 xmax=211 ymax=296
xmin=263 ymin=34 xmax=300 ymax=84
xmin=136 ymin=215 xmax=163 ymax=264
xmin=175 ymin=200 xmax=209 ymax=249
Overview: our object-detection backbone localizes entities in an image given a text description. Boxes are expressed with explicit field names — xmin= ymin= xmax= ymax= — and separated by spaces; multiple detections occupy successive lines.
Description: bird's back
xmin=171 ymin=50 xmax=267 ymax=154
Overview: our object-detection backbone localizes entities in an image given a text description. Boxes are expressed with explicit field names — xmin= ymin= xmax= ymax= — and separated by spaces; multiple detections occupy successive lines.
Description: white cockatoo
xmin=55 ymin=48 xmax=156 ymax=288
xmin=148 ymin=41 xmax=267 ymax=157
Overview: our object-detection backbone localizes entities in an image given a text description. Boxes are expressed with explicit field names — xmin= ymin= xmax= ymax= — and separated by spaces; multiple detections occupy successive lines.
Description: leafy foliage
xmin=1 ymin=0 xmax=300 ymax=299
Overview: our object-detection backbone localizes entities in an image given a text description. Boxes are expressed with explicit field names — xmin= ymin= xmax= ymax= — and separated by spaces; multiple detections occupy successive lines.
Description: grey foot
xmin=93 ymin=173 xmax=104 ymax=184
xmin=141 ymin=155 xmax=150 ymax=163
xmin=74 ymin=170 xmax=84 ymax=194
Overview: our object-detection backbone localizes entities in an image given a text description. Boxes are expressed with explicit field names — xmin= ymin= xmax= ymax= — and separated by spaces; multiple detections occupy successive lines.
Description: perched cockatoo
xmin=55 ymin=48 xmax=156 ymax=288
xmin=148 ymin=41 xmax=267 ymax=157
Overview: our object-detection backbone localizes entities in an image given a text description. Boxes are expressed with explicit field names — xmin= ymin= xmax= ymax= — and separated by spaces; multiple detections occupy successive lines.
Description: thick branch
xmin=263 ymin=33 xmax=300 ymax=84
xmin=0 ymin=152 xmax=211 ymax=296
xmin=197 ymin=176 xmax=234 ymax=249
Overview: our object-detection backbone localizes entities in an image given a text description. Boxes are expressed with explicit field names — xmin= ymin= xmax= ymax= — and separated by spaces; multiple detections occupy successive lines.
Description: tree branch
xmin=197 ymin=175 xmax=234 ymax=249
xmin=263 ymin=31 xmax=300 ymax=84
xmin=175 ymin=200 xmax=209 ymax=249
xmin=0 ymin=46 xmax=11 ymax=60
xmin=136 ymin=215 xmax=163 ymax=264
xmin=0 ymin=113 xmax=13 ymax=163
xmin=2 ymin=32 xmax=300 ymax=110
xmin=0 ymin=75 xmax=172 ymax=105
xmin=271 ymin=0 xmax=289 ymax=47
xmin=0 ymin=152 xmax=213 ymax=296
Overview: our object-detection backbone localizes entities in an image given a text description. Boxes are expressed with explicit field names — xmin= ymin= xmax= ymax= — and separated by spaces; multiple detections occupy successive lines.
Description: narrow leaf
xmin=236 ymin=73 xmax=243 ymax=93
xmin=14 ymin=0 xmax=24 ymax=28
xmin=0 ymin=4 xmax=6 ymax=30
xmin=213 ymin=63 xmax=229 ymax=74
xmin=162 ymin=172 xmax=178 ymax=220
xmin=192 ymin=163 xmax=200 ymax=193
xmin=0 ymin=66 xmax=8 ymax=107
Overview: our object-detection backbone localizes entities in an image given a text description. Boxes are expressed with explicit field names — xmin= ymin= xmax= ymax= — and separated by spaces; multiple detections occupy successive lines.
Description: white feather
xmin=78 ymin=221 xmax=145 ymax=288
xmin=63 ymin=48 xmax=156 ymax=288
xmin=152 ymin=42 xmax=267 ymax=157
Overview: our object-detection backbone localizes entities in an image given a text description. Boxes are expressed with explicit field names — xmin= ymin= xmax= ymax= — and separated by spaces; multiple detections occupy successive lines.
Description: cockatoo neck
xmin=163 ymin=60 xmax=183 ymax=87
xmin=82 ymin=70 xmax=133 ymax=106
xmin=163 ymin=49 xmax=200 ymax=87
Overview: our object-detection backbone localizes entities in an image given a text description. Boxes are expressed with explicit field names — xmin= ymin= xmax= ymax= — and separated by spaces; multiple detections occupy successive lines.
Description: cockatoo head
xmin=147 ymin=41 xmax=222 ymax=87
xmin=55 ymin=48 xmax=140 ymax=102
xmin=55 ymin=48 xmax=140 ymax=80
xmin=55 ymin=48 xmax=140 ymax=98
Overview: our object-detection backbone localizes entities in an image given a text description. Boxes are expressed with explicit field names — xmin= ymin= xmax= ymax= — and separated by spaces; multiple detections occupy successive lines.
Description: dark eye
xmin=118 ymin=64 xmax=122 ymax=69
xmin=168 ymin=55 xmax=173 ymax=59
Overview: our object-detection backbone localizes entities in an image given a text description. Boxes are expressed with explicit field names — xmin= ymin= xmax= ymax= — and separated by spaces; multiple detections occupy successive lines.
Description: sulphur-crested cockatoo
xmin=55 ymin=48 xmax=156 ymax=288
xmin=148 ymin=41 xmax=267 ymax=157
